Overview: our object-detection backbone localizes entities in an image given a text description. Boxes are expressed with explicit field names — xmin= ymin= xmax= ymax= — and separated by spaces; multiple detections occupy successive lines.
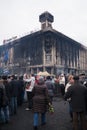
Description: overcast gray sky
xmin=0 ymin=0 xmax=87 ymax=46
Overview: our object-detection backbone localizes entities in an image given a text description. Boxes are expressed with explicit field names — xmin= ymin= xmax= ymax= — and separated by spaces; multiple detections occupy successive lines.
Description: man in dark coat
xmin=17 ymin=76 xmax=25 ymax=106
xmin=9 ymin=75 xmax=18 ymax=115
xmin=45 ymin=76 xmax=55 ymax=104
xmin=64 ymin=75 xmax=87 ymax=130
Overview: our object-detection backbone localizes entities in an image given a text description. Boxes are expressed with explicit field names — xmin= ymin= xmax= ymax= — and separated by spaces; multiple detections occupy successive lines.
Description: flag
xmin=3 ymin=50 xmax=9 ymax=62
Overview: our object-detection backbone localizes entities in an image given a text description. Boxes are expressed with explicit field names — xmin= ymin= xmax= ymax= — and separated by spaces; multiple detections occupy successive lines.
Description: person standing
xmin=25 ymin=74 xmax=35 ymax=110
xmin=45 ymin=76 xmax=55 ymax=104
xmin=17 ymin=76 xmax=25 ymax=106
xmin=0 ymin=79 xmax=5 ymax=123
xmin=65 ymin=75 xmax=74 ymax=122
xmin=9 ymin=75 xmax=18 ymax=115
xmin=32 ymin=76 xmax=49 ymax=130
xmin=0 ymin=78 xmax=10 ymax=124
xmin=64 ymin=75 xmax=87 ymax=130
xmin=59 ymin=73 xmax=65 ymax=96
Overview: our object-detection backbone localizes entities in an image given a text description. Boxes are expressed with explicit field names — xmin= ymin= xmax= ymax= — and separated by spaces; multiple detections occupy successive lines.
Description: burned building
xmin=0 ymin=11 xmax=87 ymax=75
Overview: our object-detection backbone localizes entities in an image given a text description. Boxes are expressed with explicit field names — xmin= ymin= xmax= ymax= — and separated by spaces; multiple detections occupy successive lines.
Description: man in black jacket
xmin=9 ymin=75 xmax=18 ymax=115
xmin=64 ymin=75 xmax=87 ymax=130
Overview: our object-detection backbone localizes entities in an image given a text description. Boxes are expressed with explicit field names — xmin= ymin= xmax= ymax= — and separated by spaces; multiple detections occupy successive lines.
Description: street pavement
xmin=0 ymin=97 xmax=74 ymax=130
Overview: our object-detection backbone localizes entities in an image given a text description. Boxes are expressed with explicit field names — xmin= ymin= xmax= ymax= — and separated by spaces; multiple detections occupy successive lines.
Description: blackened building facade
xmin=0 ymin=11 xmax=87 ymax=75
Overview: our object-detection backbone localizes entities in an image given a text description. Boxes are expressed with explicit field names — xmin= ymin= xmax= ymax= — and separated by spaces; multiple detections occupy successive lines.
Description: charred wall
xmin=13 ymin=32 xmax=43 ymax=67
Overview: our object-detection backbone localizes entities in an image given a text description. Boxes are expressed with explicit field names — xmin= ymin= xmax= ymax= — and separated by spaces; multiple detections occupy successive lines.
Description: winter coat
xmin=3 ymin=80 xmax=10 ymax=101
xmin=64 ymin=81 xmax=87 ymax=112
xmin=45 ymin=80 xmax=55 ymax=97
xmin=0 ymin=80 xmax=8 ymax=107
xmin=9 ymin=79 xmax=18 ymax=97
xmin=32 ymin=82 xmax=49 ymax=113
xmin=0 ymin=82 xmax=4 ymax=108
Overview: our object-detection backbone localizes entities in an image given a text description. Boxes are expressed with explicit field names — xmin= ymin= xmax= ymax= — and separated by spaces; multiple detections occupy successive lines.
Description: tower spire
xmin=39 ymin=11 xmax=54 ymax=30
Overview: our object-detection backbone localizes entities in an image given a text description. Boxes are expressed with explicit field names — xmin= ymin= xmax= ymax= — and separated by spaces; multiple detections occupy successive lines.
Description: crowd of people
xmin=0 ymin=75 xmax=25 ymax=124
xmin=0 ymin=72 xmax=87 ymax=130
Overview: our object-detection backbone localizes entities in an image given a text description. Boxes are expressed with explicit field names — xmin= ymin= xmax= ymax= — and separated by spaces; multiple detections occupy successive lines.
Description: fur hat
xmin=73 ymin=75 xmax=79 ymax=80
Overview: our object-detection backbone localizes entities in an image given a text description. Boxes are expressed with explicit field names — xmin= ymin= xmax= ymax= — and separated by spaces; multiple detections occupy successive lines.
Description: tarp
xmin=37 ymin=71 xmax=43 ymax=76
xmin=37 ymin=71 xmax=50 ymax=76
xmin=42 ymin=71 xmax=50 ymax=76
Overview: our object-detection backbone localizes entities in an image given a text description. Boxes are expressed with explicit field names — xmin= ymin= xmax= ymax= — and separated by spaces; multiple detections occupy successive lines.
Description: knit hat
xmin=38 ymin=76 xmax=44 ymax=83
